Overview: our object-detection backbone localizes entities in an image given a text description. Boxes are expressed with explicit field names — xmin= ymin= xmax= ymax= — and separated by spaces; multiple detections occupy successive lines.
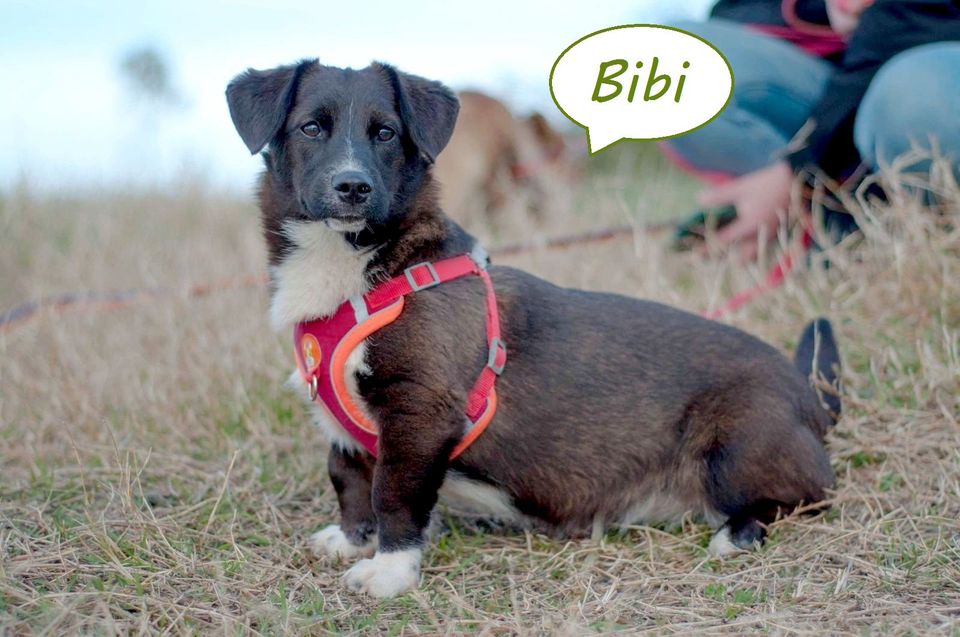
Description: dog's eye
xmin=376 ymin=127 xmax=396 ymax=142
xmin=300 ymin=121 xmax=321 ymax=138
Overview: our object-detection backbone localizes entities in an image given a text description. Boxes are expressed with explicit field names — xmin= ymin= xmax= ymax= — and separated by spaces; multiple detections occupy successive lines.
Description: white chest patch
xmin=269 ymin=220 xmax=376 ymax=330
xmin=273 ymin=220 xmax=379 ymax=451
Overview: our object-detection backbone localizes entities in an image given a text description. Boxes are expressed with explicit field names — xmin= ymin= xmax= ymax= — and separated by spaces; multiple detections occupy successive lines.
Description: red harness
xmin=293 ymin=247 xmax=506 ymax=459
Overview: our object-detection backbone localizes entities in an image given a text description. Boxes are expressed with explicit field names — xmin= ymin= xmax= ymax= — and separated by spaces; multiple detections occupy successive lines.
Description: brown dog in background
xmin=433 ymin=91 xmax=577 ymax=229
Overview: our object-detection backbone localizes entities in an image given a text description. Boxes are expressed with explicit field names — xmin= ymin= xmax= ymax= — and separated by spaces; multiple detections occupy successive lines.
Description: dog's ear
xmin=226 ymin=59 xmax=316 ymax=154
xmin=527 ymin=113 xmax=553 ymax=144
xmin=382 ymin=64 xmax=459 ymax=164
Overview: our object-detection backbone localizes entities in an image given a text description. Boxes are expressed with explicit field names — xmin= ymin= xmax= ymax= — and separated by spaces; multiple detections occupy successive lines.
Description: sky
xmin=1 ymin=0 xmax=712 ymax=192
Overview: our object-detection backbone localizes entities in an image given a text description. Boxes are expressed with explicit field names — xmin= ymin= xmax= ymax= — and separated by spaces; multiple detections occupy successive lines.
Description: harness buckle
xmin=469 ymin=244 xmax=490 ymax=270
xmin=486 ymin=337 xmax=507 ymax=375
xmin=404 ymin=262 xmax=441 ymax=292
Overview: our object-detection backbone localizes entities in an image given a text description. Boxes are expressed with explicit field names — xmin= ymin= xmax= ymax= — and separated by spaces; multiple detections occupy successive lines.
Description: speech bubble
xmin=550 ymin=24 xmax=734 ymax=153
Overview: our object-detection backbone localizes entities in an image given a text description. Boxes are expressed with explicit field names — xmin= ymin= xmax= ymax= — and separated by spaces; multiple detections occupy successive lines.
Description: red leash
xmin=0 ymin=225 xmax=810 ymax=331
xmin=704 ymin=228 xmax=813 ymax=320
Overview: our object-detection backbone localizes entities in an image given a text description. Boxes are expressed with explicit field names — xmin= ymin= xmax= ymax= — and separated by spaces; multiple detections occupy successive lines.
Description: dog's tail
xmin=794 ymin=318 xmax=842 ymax=424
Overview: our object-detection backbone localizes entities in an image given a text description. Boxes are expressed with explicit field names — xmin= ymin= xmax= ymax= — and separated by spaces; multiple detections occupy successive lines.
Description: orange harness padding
xmin=293 ymin=246 xmax=506 ymax=459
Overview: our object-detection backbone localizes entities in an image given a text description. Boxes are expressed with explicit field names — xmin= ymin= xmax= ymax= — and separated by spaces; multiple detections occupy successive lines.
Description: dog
xmin=433 ymin=91 xmax=575 ymax=228
xmin=226 ymin=59 xmax=841 ymax=598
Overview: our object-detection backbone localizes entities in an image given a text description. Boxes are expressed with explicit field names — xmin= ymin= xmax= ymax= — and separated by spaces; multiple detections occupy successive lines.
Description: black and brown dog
xmin=226 ymin=59 xmax=841 ymax=598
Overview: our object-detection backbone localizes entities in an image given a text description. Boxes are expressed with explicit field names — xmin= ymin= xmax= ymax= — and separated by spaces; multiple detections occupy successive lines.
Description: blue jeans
xmin=664 ymin=19 xmax=960 ymax=176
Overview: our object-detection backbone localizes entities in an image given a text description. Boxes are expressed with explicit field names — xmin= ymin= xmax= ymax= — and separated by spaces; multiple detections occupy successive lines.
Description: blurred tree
xmin=118 ymin=46 xmax=182 ymax=107
xmin=115 ymin=45 xmax=189 ymax=185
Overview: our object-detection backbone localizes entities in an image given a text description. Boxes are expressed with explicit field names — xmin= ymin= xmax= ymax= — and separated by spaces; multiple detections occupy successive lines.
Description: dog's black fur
xmin=227 ymin=60 xmax=841 ymax=596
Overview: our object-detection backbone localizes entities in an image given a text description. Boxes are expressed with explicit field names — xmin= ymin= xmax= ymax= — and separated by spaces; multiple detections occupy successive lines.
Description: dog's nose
xmin=332 ymin=171 xmax=373 ymax=204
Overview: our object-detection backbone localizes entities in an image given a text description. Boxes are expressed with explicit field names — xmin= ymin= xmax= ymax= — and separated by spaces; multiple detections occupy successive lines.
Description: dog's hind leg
xmin=706 ymin=500 xmax=782 ymax=557
xmin=310 ymin=446 xmax=378 ymax=561
xmin=700 ymin=404 xmax=835 ymax=557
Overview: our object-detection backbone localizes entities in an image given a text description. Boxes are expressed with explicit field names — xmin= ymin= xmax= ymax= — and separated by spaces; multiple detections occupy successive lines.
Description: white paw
xmin=707 ymin=526 xmax=747 ymax=558
xmin=344 ymin=548 xmax=422 ymax=598
xmin=310 ymin=524 xmax=376 ymax=561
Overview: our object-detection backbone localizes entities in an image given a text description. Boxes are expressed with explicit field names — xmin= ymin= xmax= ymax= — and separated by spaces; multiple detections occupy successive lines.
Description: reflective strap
xmin=451 ymin=389 xmax=498 ymax=459
xmin=321 ymin=249 xmax=505 ymax=458
xmin=349 ymin=295 xmax=369 ymax=322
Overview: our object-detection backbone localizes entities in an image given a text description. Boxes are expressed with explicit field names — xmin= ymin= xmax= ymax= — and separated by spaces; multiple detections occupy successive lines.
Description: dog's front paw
xmin=310 ymin=524 xmax=376 ymax=561
xmin=344 ymin=548 xmax=422 ymax=598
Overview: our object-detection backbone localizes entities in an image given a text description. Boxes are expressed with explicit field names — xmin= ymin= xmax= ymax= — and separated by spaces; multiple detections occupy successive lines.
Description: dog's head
xmin=226 ymin=60 xmax=459 ymax=233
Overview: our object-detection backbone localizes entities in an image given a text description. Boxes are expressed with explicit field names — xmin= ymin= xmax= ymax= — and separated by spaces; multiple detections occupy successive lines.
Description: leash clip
xmin=308 ymin=374 xmax=319 ymax=400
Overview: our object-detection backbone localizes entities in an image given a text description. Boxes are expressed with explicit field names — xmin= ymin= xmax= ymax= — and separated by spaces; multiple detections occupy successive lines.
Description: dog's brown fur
xmin=226 ymin=59 xmax=840 ymax=598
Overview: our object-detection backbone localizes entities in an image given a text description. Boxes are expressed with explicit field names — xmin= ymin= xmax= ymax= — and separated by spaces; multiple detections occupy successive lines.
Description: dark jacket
xmin=712 ymin=0 xmax=960 ymax=176
xmin=712 ymin=0 xmax=833 ymax=29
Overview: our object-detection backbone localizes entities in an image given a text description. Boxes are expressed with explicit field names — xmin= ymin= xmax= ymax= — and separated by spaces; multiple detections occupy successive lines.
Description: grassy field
xmin=1 ymin=147 xmax=959 ymax=635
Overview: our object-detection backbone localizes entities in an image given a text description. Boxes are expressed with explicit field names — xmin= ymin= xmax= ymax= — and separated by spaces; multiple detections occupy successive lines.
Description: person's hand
xmin=697 ymin=160 xmax=794 ymax=261
xmin=825 ymin=0 xmax=874 ymax=35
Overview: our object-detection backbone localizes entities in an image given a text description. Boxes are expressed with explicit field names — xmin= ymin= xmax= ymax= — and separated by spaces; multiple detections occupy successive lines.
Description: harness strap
xmin=363 ymin=250 xmax=506 ymax=417
xmin=465 ymin=269 xmax=505 ymax=420
xmin=364 ymin=253 xmax=483 ymax=310
xmin=324 ymin=247 xmax=505 ymax=459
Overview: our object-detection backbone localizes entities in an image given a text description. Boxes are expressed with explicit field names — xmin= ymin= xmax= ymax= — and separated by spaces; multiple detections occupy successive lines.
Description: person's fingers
xmin=716 ymin=215 xmax=758 ymax=246
xmin=737 ymin=221 xmax=778 ymax=262
xmin=697 ymin=182 xmax=737 ymax=207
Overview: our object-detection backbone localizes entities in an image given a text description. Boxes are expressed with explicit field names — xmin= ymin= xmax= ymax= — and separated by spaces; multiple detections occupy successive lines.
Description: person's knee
xmin=855 ymin=43 xmax=960 ymax=168
xmin=669 ymin=19 xmax=732 ymax=39
xmin=673 ymin=19 xmax=829 ymax=120
xmin=670 ymin=19 xmax=758 ymax=76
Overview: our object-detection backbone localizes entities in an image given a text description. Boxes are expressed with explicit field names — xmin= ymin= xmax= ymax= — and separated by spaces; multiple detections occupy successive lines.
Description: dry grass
xmin=1 ymin=148 xmax=959 ymax=635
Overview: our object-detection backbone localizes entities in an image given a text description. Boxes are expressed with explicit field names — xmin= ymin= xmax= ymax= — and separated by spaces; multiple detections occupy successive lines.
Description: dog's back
xmin=377 ymin=263 xmax=839 ymax=544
